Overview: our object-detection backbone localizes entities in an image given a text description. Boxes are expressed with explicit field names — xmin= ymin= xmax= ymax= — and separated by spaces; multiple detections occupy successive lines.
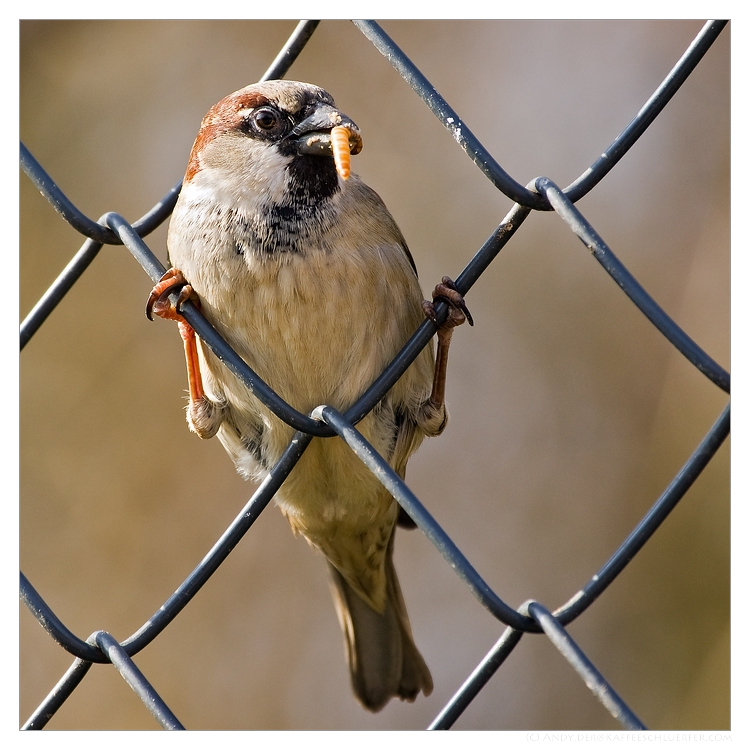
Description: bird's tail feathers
xmin=327 ymin=553 xmax=432 ymax=712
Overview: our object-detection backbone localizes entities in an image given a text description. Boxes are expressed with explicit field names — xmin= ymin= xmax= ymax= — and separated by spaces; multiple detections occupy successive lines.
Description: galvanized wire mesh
xmin=19 ymin=19 xmax=730 ymax=730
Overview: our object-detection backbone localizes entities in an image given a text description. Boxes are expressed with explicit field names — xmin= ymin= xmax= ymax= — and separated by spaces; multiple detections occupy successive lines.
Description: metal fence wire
xmin=19 ymin=20 xmax=730 ymax=730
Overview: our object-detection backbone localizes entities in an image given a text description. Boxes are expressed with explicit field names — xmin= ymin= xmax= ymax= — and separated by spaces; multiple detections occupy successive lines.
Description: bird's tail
xmin=327 ymin=549 xmax=433 ymax=712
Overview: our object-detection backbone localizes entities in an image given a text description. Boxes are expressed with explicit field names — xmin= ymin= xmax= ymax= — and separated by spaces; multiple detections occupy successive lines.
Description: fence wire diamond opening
xmin=20 ymin=20 xmax=730 ymax=731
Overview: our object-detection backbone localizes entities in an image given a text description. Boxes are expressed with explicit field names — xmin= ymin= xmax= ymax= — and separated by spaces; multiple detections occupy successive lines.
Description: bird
xmin=146 ymin=80 xmax=471 ymax=712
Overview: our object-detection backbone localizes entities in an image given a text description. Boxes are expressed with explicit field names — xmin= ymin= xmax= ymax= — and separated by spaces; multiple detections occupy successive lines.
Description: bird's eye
xmin=253 ymin=108 xmax=280 ymax=131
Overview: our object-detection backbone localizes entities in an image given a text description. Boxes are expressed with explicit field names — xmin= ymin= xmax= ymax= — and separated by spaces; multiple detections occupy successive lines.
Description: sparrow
xmin=146 ymin=80 xmax=471 ymax=712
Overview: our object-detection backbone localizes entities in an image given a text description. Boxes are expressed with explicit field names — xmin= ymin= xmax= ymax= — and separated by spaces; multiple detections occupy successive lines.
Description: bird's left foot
xmin=422 ymin=277 xmax=474 ymax=331
xmin=418 ymin=277 xmax=474 ymax=437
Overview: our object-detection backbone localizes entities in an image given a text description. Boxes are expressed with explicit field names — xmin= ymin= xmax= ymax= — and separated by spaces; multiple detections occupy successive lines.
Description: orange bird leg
xmin=146 ymin=268 xmax=206 ymax=406
xmin=177 ymin=320 xmax=205 ymax=403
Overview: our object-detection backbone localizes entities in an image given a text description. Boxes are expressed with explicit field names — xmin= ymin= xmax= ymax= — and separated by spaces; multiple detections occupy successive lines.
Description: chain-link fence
xmin=20 ymin=20 xmax=730 ymax=730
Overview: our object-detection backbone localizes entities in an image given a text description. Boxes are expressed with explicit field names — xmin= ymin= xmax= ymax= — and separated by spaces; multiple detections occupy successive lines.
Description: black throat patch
xmin=234 ymin=153 xmax=341 ymax=257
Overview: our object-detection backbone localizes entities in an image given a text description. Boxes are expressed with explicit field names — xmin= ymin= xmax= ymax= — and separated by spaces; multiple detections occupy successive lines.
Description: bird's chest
xmin=171 ymin=215 xmax=401 ymax=410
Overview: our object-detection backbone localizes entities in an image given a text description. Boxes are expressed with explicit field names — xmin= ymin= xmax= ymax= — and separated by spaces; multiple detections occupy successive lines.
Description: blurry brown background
xmin=19 ymin=20 xmax=729 ymax=730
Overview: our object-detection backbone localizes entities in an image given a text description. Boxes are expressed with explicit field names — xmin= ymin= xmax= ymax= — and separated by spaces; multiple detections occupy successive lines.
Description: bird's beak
xmin=290 ymin=104 xmax=363 ymax=158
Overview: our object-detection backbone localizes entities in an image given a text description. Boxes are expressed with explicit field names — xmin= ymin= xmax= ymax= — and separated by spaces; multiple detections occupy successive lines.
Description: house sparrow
xmin=147 ymin=80 xmax=470 ymax=712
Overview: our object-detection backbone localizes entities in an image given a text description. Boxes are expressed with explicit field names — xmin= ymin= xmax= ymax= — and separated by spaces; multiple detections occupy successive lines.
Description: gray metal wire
xmin=19 ymin=19 xmax=729 ymax=730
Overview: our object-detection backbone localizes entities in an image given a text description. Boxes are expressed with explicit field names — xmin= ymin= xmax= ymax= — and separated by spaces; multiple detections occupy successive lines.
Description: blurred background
xmin=19 ymin=20 xmax=729 ymax=730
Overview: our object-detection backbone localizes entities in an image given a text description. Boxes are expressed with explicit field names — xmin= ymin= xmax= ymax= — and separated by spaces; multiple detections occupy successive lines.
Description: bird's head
xmin=183 ymin=80 xmax=362 ymax=204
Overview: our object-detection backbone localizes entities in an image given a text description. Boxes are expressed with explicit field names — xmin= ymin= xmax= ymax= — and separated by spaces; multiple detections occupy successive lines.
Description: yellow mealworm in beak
xmin=331 ymin=126 xmax=352 ymax=180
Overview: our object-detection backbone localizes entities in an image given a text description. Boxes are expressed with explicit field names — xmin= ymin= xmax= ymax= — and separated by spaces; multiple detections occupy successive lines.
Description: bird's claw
xmin=146 ymin=268 xmax=195 ymax=322
xmin=422 ymin=276 xmax=474 ymax=329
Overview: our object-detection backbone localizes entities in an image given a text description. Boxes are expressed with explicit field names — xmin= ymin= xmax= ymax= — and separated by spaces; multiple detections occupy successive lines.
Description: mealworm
xmin=331 ymin=126 xmax=352 ymax=180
